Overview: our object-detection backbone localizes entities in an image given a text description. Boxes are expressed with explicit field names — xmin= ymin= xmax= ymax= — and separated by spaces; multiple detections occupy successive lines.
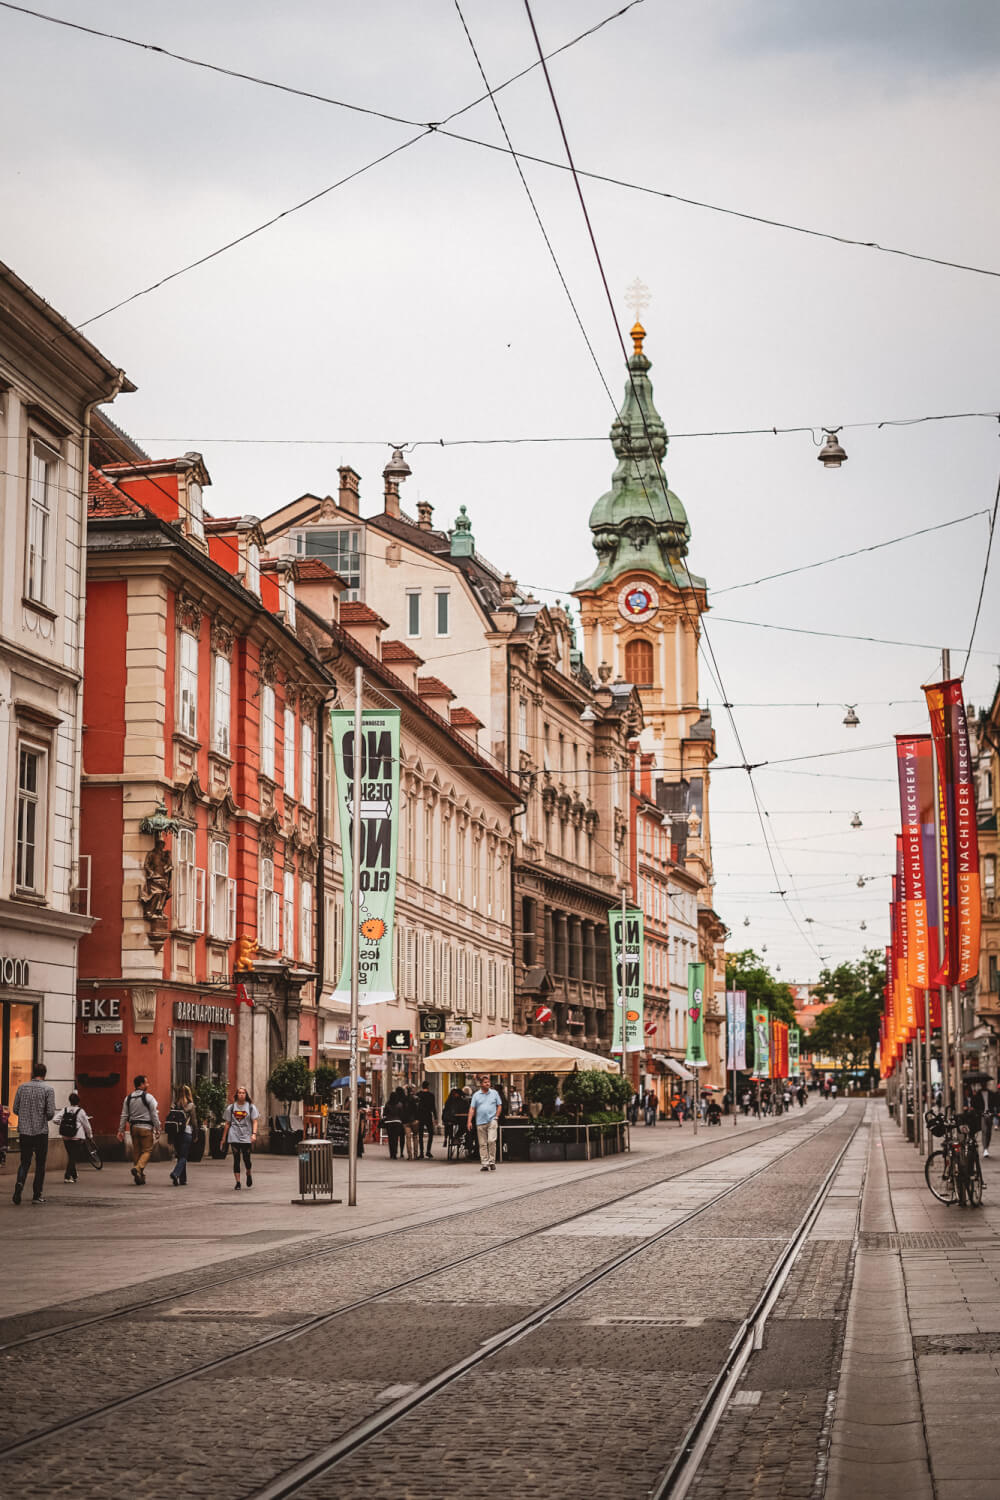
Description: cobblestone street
xmin=5 ymin=1100 xmax=999 ymax=1498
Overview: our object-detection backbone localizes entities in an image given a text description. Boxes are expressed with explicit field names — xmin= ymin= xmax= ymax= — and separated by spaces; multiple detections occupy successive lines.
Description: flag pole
xmin=347 ymin=665 xmax=363 ymax=1208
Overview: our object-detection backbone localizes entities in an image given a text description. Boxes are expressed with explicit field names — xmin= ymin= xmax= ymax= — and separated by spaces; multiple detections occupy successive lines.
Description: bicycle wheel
xmin=968 ymin=1155 xmax=984 ymax=1207
xmin=87 ymin=1142 xmax=103 ymax=1171
xmin=925 ymin=1150 xmax=956 ymax=1204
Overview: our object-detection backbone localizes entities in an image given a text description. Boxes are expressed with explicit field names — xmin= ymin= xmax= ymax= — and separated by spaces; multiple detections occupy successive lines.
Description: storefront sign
xmin=78 ymin=996 xmax=121 ymax=1020
xmin=419 ymin=1011 xmax=445 ymax=1039
xmin=173 ymin=1001 xmax=235 ymax=1026
xmin=368 ymin=1036 xmax=384 ymax=1055
xmin=387 ymin=1029 xmax=413 ymax=1051
xmin=446 ymin=1020 xmax=472 ymax=1044
xmin=83 ymin=1019 xmax=124 ymax=1035
xmin=331 ymin=708 xmax=401 ymax=1004
xmin=0 ymin=956 xmax=29 ymax=988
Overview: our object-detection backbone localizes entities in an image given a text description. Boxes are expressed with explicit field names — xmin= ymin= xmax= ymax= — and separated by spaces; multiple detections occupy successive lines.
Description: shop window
xmin=3 ymin=1002 xmax=37 ymax=1121
xmin=211 ymin=1035 xmax=228 ymax=1084
xmin=173 ymin=1033 xmax=194 ymax=1089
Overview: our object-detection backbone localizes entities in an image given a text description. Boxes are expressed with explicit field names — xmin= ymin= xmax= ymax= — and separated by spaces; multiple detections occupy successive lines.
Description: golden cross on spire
xmin=624 ymin=277 xmax=650 ymax=355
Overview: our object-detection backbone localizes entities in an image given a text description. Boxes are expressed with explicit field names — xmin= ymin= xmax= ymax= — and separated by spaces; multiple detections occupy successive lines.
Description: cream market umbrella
xmin=422 ymin=1030 xmax=620 ymax=1074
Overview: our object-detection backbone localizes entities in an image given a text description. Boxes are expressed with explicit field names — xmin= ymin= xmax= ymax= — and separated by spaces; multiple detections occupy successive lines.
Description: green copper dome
xmin=575 ymin=327 xmax=705 ymax=593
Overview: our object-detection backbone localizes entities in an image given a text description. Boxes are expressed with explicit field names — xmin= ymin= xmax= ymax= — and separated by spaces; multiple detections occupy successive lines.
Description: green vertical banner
xmin=609 ymin=906 xmax=644 ymax=1053
xmin=331 ymin=708 xmax=401 ymax=1004
xmin=752 ymin=1007 xmax=771 ymax=1078
xmin=788 ymin=1025 xmax=801 ymax=1077
xmin=685 ymin=963 xmax=707 ymax=1067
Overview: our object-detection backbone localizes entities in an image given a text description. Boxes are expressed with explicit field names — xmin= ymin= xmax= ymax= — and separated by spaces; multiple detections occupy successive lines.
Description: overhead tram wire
xmin=961 ymin=452 xmax=1000 ymax=676
xmin=7 ymin=0 xmax=1000 ymax=283
xmin=520 ymin=0 xmax=823 ymax=964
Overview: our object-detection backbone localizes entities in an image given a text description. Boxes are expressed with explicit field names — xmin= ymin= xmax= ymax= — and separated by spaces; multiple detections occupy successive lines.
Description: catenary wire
xmin=7 ymin=0 xmax=999 ymax=283
xmin=961 ymin=448 xmax=1000 ymax=676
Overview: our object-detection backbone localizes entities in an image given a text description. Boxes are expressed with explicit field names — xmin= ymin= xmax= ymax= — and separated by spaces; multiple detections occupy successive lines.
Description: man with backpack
xmin=59 ymin=1092 xmax=94 ymax=1182
xmin=117 ymin=1074 xmax=161 ymax=1184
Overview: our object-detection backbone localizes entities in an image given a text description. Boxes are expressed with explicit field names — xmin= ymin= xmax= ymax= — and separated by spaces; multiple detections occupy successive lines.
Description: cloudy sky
xmin=4 ymin=0 xmax=998 ymax=980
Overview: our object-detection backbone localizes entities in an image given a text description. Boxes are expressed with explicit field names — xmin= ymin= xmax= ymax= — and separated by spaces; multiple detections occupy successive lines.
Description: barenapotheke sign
xmin=174 ymin=1001 xmax=235 ymax=1026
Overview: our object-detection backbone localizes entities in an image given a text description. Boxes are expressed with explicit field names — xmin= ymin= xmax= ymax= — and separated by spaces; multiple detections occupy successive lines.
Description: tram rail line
xmin=0 ymin=1104 xmax=830 ymax=1358
xmin=243 ymin=1109 xmax=864 ymax=1500
xmin=0 ymin=1107 xmax=850 ymax=1468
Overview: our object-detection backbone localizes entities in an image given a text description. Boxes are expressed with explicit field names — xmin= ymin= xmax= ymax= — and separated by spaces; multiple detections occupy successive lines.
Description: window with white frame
xmin=208 ymin=840 xmax=236 ymax=942
xmin=301 ymin=721 xmax=313 ymax=810
xmin=284 ymin=708 xmax=296 ymax=800
xmin=283 ymin=869 xmax=295 ymax=955
xmin=324 ymin=893 xmax=338 ymax=979
xmin=441 ymin=942 xmax=452 ymax=1008
xmin=456 ymin=946 xmax=467 ymax=1011
xmin=302 ymin=528 xmax=361 ymax=598
xmin=323 ymin=733 xmax=335 ymax=839
xmin=487 ymin=958 xmax=497 ymax=1017
xmin=173 ymin=828 xmax=205 ymax=933
xmin=212 ymin=654 xmax=231 ymax=756
xmin=261 ymin=684 xmax=276 ymax=778
xmin=472 ymin=953 xmax=483 ymax=1016
xmin=405 ymin=927 xmax=418 ymax=1000
xmin=300 ymin=878 xmax=313 ymax=963
xmin=14 ymin=741 xmax=47 ymax=895
xmin=518 ymin=698 xmax=528 ymax=753
xmin=406 ymin=589 xmax=421 ymax=637
xmin=25 ymin=441 xmax=57 ymax=606
xmin=178 ymin=632 xmax=199 ymax=739
xmin=423 ymin=801 xmax=433 ymax=883
xmin=435 ymin=588 xmax=449 ymax=636
xmin=500 ymin=964 xmax=512 ymax=1021
xmin=423 ymin=932 xmax=435 ymax=1004
xmin=440 ymin=814 xmax=450 ymax=895
xmin=472 ymin=833 xmax=481 ymax=909
xmin=258 ymin=856 xmax=280 ymax=950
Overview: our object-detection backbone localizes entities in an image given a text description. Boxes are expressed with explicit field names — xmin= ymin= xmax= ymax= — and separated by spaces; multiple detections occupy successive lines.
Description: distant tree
xmin=803 ymin=950 xmax=886 ymax=1086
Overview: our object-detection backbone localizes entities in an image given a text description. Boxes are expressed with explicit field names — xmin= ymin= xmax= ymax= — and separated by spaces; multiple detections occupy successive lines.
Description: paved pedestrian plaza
xmin=2 ymin=1100 xmax=998 ymax=1498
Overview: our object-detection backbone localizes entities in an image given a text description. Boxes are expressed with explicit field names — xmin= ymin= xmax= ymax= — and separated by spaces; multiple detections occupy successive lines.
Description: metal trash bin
xmin=294 ymin=1140 xmax=340 ymax=1205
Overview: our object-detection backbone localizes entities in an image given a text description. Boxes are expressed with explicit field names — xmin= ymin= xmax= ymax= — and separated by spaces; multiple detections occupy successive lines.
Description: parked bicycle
xmin=925 ymin=1109 xmax=983 ymax=1207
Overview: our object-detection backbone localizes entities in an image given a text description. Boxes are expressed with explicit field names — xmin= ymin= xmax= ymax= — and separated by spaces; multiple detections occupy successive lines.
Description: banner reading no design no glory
xmin=610 ymin=906 xmax=644 ymax=1053
xmin=331 ymin=708 xmax=400 ymax=1004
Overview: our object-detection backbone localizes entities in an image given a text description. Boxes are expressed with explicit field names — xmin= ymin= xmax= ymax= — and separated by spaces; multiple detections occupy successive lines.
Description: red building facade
xmin=77 ymin=433 xmax=332 ymax=1142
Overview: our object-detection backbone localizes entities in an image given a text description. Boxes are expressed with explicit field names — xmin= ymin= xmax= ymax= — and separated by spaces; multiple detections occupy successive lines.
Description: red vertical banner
xmin=895 ymin=735 xmax=939 ymax=989
xmin=895 ymin=837 xmax=917 ymax=1041
xmin=884 ymin=943 xmax=895 ymax=1072
xmin=925 ymin=679 xmax=981 ymax=985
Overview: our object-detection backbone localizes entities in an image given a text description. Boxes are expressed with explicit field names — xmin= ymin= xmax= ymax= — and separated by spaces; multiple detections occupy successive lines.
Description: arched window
xmin=625 ymin=637 xmax=654 ymax=688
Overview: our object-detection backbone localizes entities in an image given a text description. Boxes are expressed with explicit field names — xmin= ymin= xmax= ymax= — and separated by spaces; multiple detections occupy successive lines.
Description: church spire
xmin=574 ymin=326 xmax=705 ymax=594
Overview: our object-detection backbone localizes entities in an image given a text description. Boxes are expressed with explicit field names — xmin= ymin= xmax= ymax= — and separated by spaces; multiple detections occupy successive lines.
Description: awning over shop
xmin=651 ymin=1055 xmax=695 ymax=1082
xmin=422 ymin=1030 xmax=620 ymax=1075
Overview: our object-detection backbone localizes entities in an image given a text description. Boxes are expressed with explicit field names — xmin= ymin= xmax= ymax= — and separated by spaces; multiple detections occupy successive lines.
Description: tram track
xmin=0 ymin=1106 xmax=853 ymax=1474
xmin=0 ymin=1104 xmax=831 ymax=1358
xmin=241 ymin=1107 xmax=865 ymax=1500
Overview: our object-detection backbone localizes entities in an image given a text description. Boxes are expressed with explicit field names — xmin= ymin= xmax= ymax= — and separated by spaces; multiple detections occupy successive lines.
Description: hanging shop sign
xmin=368 ymin=1036 xmax=384 ymax=1056
xmin=535 ymin=1004 xmax=553 ymax=1024
xmin=387 ymin=1029 xmax=413 ymax=1051
xmin=173 ymin=1001 xmax=235 ymax=1026
xmin=427 ymin=1038 xmax=444 ymax=1056
xmin=725 ymin=990 xmax=747 ymax=1071
xmin=419 ymin=1011 xmax=445 ymax=1039
xmin=685 ymin=963 xmax=707 ymax=1068
xmin=446 ymin=1020 xmax=473 ymax=1044
xmin=609 ymin=906 xmax=644 ymax=1054
xmin=331 ymin=707 xmax=401 ymax=1004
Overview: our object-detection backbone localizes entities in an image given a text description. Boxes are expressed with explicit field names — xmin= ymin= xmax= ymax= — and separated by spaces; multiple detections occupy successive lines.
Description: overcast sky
xmin=4 ymin=0 xmax=998 ymax=981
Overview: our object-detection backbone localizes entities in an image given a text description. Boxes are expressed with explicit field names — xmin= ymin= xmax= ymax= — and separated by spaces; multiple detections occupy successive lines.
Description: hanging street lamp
xmin=817 ymin=428 xmax=848 ymax=468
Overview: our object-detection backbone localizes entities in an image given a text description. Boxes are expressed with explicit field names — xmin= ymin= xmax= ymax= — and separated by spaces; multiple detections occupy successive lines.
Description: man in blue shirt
xmin=467 ymin=1074 xmax=503 ymax=1172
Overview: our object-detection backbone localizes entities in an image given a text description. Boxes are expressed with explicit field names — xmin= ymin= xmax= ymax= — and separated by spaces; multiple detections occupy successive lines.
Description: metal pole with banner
xmin=752 ymin=1007 xmax=771 ymax=1086
xmin=726 ymin=990 xmax=746 ymax=1129
xmin=331 ymin=687 xmax=401 ymax=1206
xmin=686 ymin=962 xmax=707 ymax=1135
xmin=610 ymin=902 xmax=644 ymax=1060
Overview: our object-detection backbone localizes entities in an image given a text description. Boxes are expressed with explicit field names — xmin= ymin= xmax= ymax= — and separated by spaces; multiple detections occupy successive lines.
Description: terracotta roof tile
xmin=294 ymin=557 xmax=343 ymax=583
xmin=417 ymin=676 xmax=455 ymax=700
xmin=87 ymin=465 xmax=144 ymax=518
xmin=341 ymin=601 xmax=388 ymax=627
xmin=450 ymin=707 xmax=483 ymax=729
xmin=381 ymin=640 xmax=423 ymax=663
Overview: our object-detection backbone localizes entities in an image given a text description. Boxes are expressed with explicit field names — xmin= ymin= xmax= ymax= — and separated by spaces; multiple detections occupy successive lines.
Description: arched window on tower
xmin=625 ymin=637 xmax=654 ymax=688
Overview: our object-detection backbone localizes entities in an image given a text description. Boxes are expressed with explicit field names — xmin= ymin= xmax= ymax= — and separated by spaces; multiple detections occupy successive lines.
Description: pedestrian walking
xmin=441 ymin=1085 xmax=466 ymax=1152
xmin=118 ymin=1074 xmax=161 ymax=1185
xmin=644 ymin=1089 xmax=657 ymax=1127
xmin=416 ymin=1081 xmax=438 ymax=1159
xmin=382 ymin=1088 xmax=405 ymax=1159
xmin=222 ymin=1086 xmax=258 ymax=1190
xmin=400 ymin=1087 xmax=420 ymax=1160
xmin=12 ymin=1062 xmax=56 ymax=1205
xmin=166 ymin=1084 xmax=198 ymax=1186
xmin=972 ymin=1079 xmax=995 ymax=1157
xmin=467 ymin=1073 xmax=503 ymax=1171
xmin=58 ymin=1092 xmax=93 ymax=1183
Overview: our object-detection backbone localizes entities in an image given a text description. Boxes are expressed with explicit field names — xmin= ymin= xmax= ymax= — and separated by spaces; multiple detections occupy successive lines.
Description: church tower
xmin=572 ymin=322 xmax=716 ymax=891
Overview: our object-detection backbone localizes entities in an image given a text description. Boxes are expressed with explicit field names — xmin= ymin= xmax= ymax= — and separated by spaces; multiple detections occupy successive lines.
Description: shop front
xmin=1 ymin=916 xmax=89 ymax=1148
xmin=75 ymin=984 xmax=239 ymax=1146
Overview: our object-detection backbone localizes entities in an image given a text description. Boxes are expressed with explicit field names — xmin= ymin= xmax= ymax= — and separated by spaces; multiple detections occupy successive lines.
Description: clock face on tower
xmin=617 ymin=579 xmax=659 ymax=624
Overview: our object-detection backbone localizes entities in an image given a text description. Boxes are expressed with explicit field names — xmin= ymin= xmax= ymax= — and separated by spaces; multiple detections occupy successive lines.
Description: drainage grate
xmin=589 ymin=1315 xmax=704 ymax=1327
xmin=914 ymin=1332 xmax=1000 ymax=1356
xmin=859 ymin=1231 xmax=965 ymax=1250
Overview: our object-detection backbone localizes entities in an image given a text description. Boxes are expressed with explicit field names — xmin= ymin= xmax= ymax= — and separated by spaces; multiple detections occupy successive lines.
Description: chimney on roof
xmin=338 ymin=465 xmax=361 ymax=516
xmin=382 ymin=448 xmax=412 ymax=519
xmin=416 ymin=499 xmax=434 ymax=531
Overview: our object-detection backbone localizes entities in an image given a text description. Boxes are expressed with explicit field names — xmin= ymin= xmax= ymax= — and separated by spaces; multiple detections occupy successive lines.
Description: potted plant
xmin=267 ymin=1056 xmax=311 ymax=1153
xmin=192 ymin=1077 xmax=229 ymax=1159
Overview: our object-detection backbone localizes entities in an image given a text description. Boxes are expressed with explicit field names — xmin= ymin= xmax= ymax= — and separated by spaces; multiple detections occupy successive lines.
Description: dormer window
xmin=187 ymin=480 xmax=205 ymax=542
xmin=245 ymin=539 xmax=261 ymax=598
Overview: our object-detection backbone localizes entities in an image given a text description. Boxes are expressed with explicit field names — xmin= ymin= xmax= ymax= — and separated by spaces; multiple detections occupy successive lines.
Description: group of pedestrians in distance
xmin=381 ymin=1082 xmax=439 ymax=1159
xmin=9 ymin=1066 xmax=259 ymax=1203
